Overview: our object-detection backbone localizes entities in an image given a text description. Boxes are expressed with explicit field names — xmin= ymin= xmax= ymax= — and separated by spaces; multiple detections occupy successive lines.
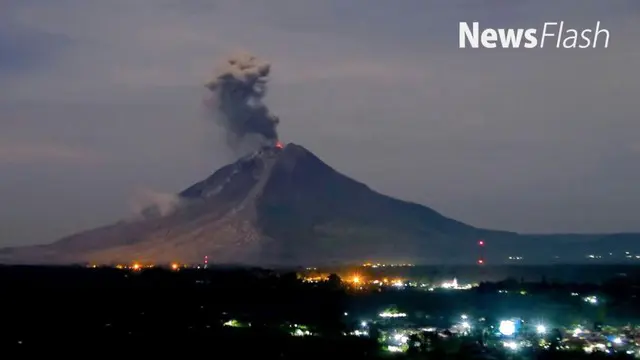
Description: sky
xmin=1 ymin=0 xmax=639 ymax=247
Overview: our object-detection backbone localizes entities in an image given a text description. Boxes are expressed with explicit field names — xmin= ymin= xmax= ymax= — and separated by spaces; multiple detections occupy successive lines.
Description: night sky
xmin=1 ymin=0 xmax=639 ymax=247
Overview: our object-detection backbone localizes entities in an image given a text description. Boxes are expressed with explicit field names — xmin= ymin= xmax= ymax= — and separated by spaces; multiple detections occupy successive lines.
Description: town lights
xmin=584 ymin=296 xmax=598 ymax=304
xmin=379 ymin=312 xmax=407 ymax=318
xmin=387 ymin=346 xmax=402 ymax=352
xmin=536 ymin=324 xmax=547 ymax=334
xmin=499 ymin=320 xmax=516 ymax=336
xmin=393 ymin=333 xmax=408 ymax=344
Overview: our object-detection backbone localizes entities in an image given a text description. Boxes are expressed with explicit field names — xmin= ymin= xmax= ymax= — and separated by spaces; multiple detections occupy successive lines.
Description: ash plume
xmin=205 ymin=52 xmax=280 ymax=152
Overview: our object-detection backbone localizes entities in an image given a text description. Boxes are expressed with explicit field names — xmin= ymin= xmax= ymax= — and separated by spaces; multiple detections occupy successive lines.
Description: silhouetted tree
xmin=407 ymin=333 xmax=422 ymax=355
xmin=326 ymin=273 xmax=342 ymax=290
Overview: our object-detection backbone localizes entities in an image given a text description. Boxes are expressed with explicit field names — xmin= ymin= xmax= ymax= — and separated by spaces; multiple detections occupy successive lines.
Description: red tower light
xmin=477 ymin=240 xmax=485 ymax=265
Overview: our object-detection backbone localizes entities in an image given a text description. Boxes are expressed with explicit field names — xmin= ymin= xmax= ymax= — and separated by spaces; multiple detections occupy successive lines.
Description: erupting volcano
xmin=1 ymin=52 xmax=638 ymax=266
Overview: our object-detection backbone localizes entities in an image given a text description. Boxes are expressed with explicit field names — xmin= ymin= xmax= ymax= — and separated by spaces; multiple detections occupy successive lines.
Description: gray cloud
xmin=0 ymin=0 xmax=639 ymax=247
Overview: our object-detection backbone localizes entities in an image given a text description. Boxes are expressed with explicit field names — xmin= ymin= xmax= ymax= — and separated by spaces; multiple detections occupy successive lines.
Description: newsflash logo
xmin=459 ymin=22 xmax=610 ymax=49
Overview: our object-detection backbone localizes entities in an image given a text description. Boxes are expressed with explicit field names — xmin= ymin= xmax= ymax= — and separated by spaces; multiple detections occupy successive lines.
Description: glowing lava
xmin=275 ymin=141 xmax=284 ymax=149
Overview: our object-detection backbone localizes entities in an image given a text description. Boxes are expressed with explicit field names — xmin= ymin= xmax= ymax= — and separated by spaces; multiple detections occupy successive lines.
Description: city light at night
xmin=499 ymin=320 xmax=516 ymax=336
xmin=379 ymin=312 xmax=407 ymax=318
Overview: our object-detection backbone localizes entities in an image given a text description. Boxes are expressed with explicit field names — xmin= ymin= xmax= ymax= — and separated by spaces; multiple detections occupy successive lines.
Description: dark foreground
xmin=2 ymin=265 xmax=640 ymax=359
xmin=3 ymin=265 xmax=358 ymax=357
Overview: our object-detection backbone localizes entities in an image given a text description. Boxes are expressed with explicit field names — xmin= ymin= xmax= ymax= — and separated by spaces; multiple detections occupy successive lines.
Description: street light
xmin=499 ymin=320 xmax=516 ymax=336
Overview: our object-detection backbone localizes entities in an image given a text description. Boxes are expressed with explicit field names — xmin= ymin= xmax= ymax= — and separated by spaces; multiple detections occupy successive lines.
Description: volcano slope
xmin=2 ymin=144 xmax=637 ymax=266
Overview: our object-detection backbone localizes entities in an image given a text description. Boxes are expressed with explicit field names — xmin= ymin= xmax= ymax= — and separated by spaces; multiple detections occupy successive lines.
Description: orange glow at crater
xmin=275 ymin=141 xmax=284 ymax=149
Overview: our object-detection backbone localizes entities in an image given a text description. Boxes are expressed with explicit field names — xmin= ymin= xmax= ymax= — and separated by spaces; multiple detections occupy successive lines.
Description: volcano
xmin=0 ymin=144 xmax=495 ymax=266
xmin=1 ymin=143 xmax=638 ymax=266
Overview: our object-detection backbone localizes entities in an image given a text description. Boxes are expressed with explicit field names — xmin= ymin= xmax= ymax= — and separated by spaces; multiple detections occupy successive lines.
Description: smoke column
xmin=205 ymin=52 xmax=280 ymax=152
